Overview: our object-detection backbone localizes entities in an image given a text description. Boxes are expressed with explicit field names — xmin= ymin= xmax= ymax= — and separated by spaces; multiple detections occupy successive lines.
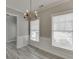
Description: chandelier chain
xmin=30 ymin=0 xmax=32 ymax=11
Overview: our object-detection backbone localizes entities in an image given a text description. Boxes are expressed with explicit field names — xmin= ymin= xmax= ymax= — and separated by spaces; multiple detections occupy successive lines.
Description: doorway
xmin=6 ymin=14 xmax=17 ymax=47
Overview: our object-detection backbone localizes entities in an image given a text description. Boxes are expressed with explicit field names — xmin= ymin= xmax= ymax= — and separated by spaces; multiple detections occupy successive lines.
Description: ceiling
xmin=6 ymin=0 xmax=69 ymax=13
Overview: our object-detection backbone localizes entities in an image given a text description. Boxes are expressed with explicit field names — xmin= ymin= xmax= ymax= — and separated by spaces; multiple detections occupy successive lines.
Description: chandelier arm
xmin=30 ymin=0 xmax=32 ymax=11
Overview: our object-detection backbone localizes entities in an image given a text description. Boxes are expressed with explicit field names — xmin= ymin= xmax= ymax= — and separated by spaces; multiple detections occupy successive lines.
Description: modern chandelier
xmin=24 ymin=0 xmax=38 ymax=20
xmin=24 ymin=0 xmax=39 ymax=41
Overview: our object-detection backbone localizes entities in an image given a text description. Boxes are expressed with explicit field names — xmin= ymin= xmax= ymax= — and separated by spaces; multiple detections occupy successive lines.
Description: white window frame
xmin=51 ymin=10 xmax=73 ymax=51
xmin=30 ymin=19 xmax=40 ymax=42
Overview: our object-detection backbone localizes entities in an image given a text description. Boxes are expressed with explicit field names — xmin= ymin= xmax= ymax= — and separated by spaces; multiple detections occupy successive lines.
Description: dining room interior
xmin=6 ymin=0 xmax=73 ymax=59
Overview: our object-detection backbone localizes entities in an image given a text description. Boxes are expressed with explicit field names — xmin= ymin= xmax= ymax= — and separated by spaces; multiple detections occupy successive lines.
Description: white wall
xmin=17 ymin=16 xmax=29 ymax=48
xmin=6 ymin=7 xmax=29 ymax=48
xmin=30 ymin=1 xmax=73 ymax=59
xmin=17 ymin=16 xmax=28 ymax=36
xmin=6 ymin=15 xmax=17 ymax=43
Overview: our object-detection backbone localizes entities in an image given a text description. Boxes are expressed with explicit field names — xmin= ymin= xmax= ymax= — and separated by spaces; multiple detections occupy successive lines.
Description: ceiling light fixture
xmin=24 ymin=0 xmax=39 ymax=41
xmin=24 ymin=0 xmax=38 ymax=20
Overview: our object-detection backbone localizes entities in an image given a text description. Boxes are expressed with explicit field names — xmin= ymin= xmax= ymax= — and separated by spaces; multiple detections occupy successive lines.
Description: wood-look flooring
xmin=6 ymin=41 xmax=64 ymax=59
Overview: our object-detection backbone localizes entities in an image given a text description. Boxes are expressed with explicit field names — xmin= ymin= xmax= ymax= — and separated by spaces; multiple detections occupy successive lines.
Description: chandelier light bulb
xmin=35 ymin=13 xmax=38 ymax=17
xmin=24 ymin=13 xmax=26 ymax=16
xmin=35 ymin=10 xmax=37 ymax=14
xmin=26 ymin=10 xmax=29 ymax=13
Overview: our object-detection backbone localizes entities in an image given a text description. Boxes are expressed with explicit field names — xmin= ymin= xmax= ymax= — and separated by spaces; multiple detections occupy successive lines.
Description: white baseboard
xmin=6 ymin=37 xmax=16 ymax=43
xmin=6 ymin=40 xmax=16 ymax=43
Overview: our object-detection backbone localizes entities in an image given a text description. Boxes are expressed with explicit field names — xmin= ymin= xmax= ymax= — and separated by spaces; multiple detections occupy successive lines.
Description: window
xmin=52 ymin=13 xmax=73 ymax=50
xmin=30 ymin=19 xmax=40 ymax=42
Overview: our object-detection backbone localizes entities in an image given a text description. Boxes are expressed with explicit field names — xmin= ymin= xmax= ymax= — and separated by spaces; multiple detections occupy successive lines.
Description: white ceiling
xmin=6 ymin=0 xmax=68 ymax=13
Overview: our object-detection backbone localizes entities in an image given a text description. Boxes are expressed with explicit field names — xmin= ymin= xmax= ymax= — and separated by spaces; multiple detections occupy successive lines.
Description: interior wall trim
xmin=38 ymin=0 xmax=72 ymax=13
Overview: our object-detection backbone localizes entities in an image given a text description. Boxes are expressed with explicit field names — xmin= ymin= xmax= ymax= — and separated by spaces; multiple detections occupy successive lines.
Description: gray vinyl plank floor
xmin=6 ymin=41 xmax=64 ymax=59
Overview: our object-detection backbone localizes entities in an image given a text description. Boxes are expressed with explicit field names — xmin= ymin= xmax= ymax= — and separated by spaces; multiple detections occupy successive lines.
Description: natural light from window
xmin=52 ymin=13 xmax=73 ymax=50
xmin=30 ymin=19 xmax=39 ymax=42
